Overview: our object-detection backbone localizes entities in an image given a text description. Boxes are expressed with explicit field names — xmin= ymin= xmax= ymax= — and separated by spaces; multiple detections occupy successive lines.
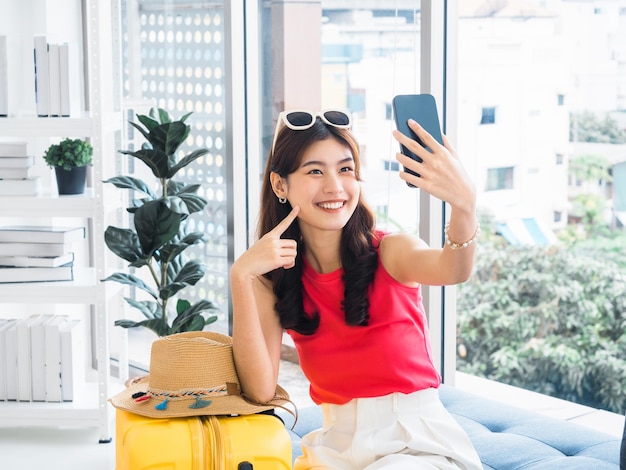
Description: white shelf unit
xmin=0 ymin=0 xmax=125 ymax=443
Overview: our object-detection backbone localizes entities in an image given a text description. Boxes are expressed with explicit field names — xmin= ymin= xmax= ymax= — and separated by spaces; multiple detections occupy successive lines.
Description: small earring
xmin=278 ymin=197 xmax=287 ymax=204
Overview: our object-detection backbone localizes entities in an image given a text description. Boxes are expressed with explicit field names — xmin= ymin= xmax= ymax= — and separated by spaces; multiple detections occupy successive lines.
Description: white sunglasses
xmin=271 ymin=109 xmax=352 ymax=153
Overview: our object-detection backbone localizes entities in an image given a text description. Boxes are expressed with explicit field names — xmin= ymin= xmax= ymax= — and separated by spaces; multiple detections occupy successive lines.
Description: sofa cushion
xmin=279 ymin=385 xmax=620 ymax=469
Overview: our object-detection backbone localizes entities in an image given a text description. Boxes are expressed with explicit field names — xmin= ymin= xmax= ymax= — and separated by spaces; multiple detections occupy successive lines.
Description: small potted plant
xmin=43 ymin=137 xmax=93 ymax=195
xmin=102 ymin=108 xmax=219 ymax=337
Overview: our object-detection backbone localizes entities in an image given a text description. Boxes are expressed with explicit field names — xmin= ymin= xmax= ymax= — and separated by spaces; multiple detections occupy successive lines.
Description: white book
xmin=16 ymin=315 xmax=43 ymax=401
xmin=0 ymin=265 xmax=74 ymax=284
xmin=0 ymin=142 xmax=28 ymax=157
xmin=0 ymin=242 xmax=70 ymax=257
xmin=33 ymin=35 xmax=50 ymax=117
xmin=0 ymin=253 xmax=75 ymax=268
xmin=0 ymin=319 xmax=16 ymax=400
xmin=44 ymin=315 xmax=69 ymax=402
xmin=0 ymin=155 xmax=34 ymax=168
xmin=0 ymin=177 xmax=40 ymax=196
xmin=0 ymin=35 xmax=7 ymax=117
xmin=0 ymin=168 xmax=31 ymax=179
xmin=30 ymin=314 xmax=54 ymax=401
xmin=60 ymin=319 xmax=83 ymax=401
xmin=4 ymin=319 xmax=18 ymax=400
xmin=0 ymin=226 xmax=85 ymax=244
xmin=59 ymin=43 xmax=70 ymax=117
xmin=48 ymin=43 xmax=61 ymax=117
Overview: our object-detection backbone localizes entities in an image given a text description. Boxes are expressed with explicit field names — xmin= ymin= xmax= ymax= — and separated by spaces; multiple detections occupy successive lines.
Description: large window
xmin=118 ymin=0 xmax=626 ymax=417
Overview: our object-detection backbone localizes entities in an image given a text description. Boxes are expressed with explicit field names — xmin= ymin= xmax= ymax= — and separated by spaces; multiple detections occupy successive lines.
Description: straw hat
xmin=109 ymin=331 xmax=290 ymax=418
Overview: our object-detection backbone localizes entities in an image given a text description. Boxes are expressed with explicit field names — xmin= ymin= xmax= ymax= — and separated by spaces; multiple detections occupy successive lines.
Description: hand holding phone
xmin=392 ymin=94 xmax=444 ymax=186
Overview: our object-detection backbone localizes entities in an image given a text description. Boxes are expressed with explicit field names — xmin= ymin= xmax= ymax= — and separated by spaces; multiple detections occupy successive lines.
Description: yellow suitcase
xmin=115 ymin=408 xmax=292 ymax=470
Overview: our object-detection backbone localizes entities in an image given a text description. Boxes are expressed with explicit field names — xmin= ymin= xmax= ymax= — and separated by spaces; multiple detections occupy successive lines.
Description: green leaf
xmin=137 ymin=113 xmax=160 ymax=131
xmin=154 ymin=244 xmax=180 ymax=263
xmin=166 ymin=180 xmax=186 ymax=195
xmin=103 ymin=176 xmax=158 ymax=199
xmin=114 ymin=318 xmax=171 ymax=337
xmin=114 ymin=319 xmax=142 ymax=328
xmin=133 ymin=200 xmax=182 ymax=256
xmin=176 ymin=184 xmax=202 ymax=195
xmin=101 ymin=272 xmax=158 ymax=298
xmin=162 ymin=195 xmax=193 ymax=216
xmin=157 ymin=108 xmax=171 ymax=124
xmin=161 ymin=193 xmax=207 ymax=216
xmin=177 ymin=193 xmax=207 ymax=213
xmin=120 ymin=148 xmax=170 ymax=179
xmin=179 ymin=111 xmax=193 ymax=123
xmin=151 ymin=121 xmax=189 ymax=156
xmin=179 ymin=232 xmax=207 ymax=245
xmin=123 ymin=297 xmax=161 ymax=320
xmin=159 ymin=282 xmax=187 ymax=300
xmin=158 ymin=235 xmax=205 ymax=263
xmin=168 ymin=148 xmax=210 ymax=177
xmin=176 ymin=299 xmax=191 ymax=313
xmin=159 ymin=261 xmax=205 ymax=299
xmin=171 ymin=299 xmax=219 ymax=333
xmin=104 ymin=226 xmax=144 ymax=263
xmin=174 ymin=260 xmax=206 ymax=285
xmin=128 ymin=121 xmax=152 ymax=143
xmin=171 ymin=314 xmax=205 ymax=333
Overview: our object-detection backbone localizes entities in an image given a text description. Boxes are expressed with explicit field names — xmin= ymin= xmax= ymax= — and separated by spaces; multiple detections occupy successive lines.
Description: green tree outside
xmin=456 ymin=236 xmax=626 ymax=414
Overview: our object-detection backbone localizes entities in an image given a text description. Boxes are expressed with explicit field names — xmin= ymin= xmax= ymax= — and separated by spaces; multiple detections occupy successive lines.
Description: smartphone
xmin=392 ymin=93 xmax=444 ymax=185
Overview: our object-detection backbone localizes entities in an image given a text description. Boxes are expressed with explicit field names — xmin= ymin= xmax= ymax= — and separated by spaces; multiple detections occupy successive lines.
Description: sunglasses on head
xmin=271 ymin=109 xmax=352 ymax=153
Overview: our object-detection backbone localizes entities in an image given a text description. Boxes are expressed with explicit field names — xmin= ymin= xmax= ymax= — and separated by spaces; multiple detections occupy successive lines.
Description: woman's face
xmin=278 ymin=137 xmax=360 ymax=236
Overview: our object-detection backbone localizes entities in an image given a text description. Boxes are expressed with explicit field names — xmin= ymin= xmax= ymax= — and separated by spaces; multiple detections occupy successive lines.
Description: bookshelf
xmin=0 ymin=0 xmax=125 ymax=443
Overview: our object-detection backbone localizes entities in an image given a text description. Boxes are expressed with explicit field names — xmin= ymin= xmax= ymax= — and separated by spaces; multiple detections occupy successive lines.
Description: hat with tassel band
xmin=109 ymin=331 xmax=291 ymax=418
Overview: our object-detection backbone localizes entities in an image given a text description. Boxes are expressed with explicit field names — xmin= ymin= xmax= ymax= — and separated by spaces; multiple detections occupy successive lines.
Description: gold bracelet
xmin=444 ymin=222 xmax=480 ymax=250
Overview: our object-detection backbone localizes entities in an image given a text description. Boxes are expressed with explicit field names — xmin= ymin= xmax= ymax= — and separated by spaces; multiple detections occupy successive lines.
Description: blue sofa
xmin=279 ymin=385 xmax=621 ymax=469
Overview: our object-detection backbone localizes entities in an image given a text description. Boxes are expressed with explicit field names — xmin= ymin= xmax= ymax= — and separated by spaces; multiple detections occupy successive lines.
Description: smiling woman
xmin=230 ymin=99 xmax=482 ymax=468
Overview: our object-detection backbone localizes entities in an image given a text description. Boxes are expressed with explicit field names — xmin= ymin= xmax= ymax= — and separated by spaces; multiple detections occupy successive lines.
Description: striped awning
xmin=496 ymin=218 xmax=559 ymax=246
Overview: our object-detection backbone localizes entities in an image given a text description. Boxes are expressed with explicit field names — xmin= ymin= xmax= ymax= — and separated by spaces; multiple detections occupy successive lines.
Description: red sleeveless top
xmin=286 ymin=232 xmax=441 ymax=404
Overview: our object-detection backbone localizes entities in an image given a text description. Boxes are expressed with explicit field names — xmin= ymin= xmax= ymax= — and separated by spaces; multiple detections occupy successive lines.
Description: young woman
xmin=230 ymin=110 xmax=482 ymax=469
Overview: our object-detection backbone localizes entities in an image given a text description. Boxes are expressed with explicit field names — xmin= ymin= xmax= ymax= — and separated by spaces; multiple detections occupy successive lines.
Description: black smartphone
xmin=392 ymin=93 xmax=444 ymax=185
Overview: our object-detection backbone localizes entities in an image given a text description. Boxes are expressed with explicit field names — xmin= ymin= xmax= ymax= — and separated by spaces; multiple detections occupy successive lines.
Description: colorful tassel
xmin=155 ymin=398 xmax=169 ymax=410
xmin=189 ymin=397 xmax=212 ymax=409
xmin=132 ymin=391 xmax=150 ymax=403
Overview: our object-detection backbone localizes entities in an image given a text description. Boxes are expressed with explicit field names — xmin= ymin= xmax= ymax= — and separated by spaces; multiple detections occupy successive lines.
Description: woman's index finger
xmin=270 ymin=205 xmax=300 ymax=237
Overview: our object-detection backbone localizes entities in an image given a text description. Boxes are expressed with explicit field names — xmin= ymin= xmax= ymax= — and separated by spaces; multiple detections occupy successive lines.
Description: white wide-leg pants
xmin=294 ymin=388 xmax=482 ymax=470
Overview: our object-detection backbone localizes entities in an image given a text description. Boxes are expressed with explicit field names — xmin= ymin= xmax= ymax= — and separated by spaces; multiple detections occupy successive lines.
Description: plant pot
xmin=54 ymin=165 xmax=88 ymax=195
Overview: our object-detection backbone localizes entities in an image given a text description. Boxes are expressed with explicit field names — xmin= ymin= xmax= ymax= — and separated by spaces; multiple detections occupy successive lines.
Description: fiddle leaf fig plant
xmin=102 ymin=108 xmax=218 ymax=337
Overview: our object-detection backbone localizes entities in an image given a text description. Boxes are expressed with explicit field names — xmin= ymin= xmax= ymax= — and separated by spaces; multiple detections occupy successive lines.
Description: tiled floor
xmin=0 ymin=361 xmax=622 ymax=470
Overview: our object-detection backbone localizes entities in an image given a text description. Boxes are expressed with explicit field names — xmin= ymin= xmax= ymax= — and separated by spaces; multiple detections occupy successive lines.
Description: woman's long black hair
xmin=259 ymin=118 xmax=379 ymax=335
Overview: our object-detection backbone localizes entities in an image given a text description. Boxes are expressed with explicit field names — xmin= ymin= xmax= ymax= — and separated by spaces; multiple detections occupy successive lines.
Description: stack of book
xmin=34 ymin=35 xmax=71 ymax=118
xmin=0 ymin=225 xmax=85 ymax=283
xmin=0 ymin=142 xmax=40 ymax=196
xmin=0 ymin=315 xmax=83 ymax=402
